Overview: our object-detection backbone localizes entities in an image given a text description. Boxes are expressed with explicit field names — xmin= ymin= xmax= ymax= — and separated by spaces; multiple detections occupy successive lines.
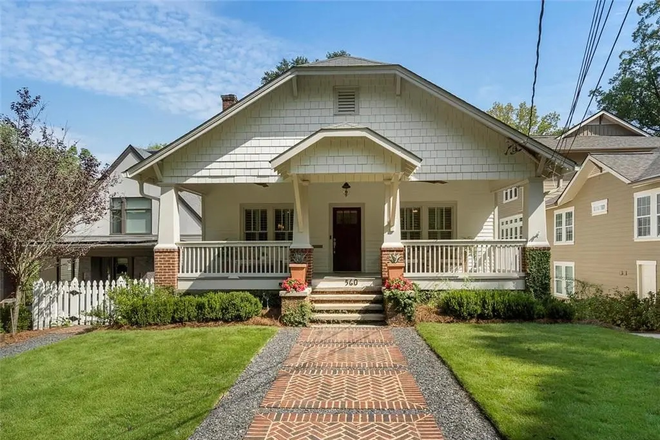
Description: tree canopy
xmin=261 ymin=50 xmax=351 ymax=85
xmin=486 ymin=101 xmax=561 ymax=136
xmin=0 ymin=88 xmax=114 ymax=333
xmin=591 ymin=1 xmax=659 ymax=136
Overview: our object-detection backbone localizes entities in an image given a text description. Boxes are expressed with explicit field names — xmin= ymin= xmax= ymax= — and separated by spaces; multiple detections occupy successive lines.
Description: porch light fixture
xmin=342 ymin=182 xmax=351 ymax=197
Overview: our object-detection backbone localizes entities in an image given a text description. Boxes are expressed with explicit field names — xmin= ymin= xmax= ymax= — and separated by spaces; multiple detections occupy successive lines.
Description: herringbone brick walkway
xmin=244 ymin=328 xmax=444 ymax=439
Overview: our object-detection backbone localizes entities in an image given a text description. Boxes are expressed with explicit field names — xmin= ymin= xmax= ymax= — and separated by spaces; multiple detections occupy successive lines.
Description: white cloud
xmin=1 ymin=0 xmax=288 ymax=119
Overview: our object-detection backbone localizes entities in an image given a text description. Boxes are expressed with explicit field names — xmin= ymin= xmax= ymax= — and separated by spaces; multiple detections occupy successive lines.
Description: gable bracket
xmin=152 ymin=163 xmax=163 ymax=182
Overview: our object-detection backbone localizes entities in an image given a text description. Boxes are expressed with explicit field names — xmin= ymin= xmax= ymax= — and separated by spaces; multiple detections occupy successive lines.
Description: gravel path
xmin=189 ymin=328 xmax=300 ymax=440
xmin=0 ymin=332 xmax=78 ymax=360
xmin=392 ymin=327 xmax=502 ymax=440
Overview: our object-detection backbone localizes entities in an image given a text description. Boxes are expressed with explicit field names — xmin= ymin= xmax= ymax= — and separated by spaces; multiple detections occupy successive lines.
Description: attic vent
xmin=335 ymin=88 xmax=358 ymax=115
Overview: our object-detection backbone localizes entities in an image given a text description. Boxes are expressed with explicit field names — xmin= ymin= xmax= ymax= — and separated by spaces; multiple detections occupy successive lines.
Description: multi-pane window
xmin=110 ymin=197 xmax=152 ymax=234
xmin=554 ymin=262 xmax=575 ymax=296
xmin=400 ymin=206 xmax=454 ymax=240
xmin=634 ymin=190 xmax=660 ymax=240
xmin=503 ymin=187 xmax=519 ymax=203
xmin=591 ymin=199 xmax=608 ymax=216
xmin=274 ymin=209 xmax=294 ymax=241
xmin=499 ymin=215 xmax=523 ymax=239
xmin=554 ymin=208 xmax=574 ymax=244
xmin=428 ymin=207 xmax=453 ymax=239
xmin=400 ymin=207 xmax=421 ymax=240
xmin=244 ymin=209 xmax=268 ymax=241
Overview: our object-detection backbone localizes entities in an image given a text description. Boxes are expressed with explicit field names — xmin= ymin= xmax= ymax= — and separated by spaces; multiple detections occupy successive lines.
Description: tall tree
xmin=591 ymin=1 xmax=659 ymax=135
xmin=487 ymin=101 xmax=561 ymax=135
xmin=146 ymin=142 xmax=167 ymax=151
xmin=261 ymin=50 xmax=351 ymax=85
xmin=0 ymin=88 xmax=114 ymax=334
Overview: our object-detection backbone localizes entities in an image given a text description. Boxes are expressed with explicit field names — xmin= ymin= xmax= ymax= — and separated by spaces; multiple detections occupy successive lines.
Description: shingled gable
xmin=124 ymin=56 xmax=577 ymax=179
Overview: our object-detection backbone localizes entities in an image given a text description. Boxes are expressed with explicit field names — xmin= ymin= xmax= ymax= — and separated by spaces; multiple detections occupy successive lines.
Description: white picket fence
xmin=31 ymin=278 xmax=154 ymax=330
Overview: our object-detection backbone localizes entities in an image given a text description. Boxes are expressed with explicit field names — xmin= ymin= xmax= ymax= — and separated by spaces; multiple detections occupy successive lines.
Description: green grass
xmin=0 ymin=326 xmax=276 ymax=440
xmin=417 ymin=323 xmax=660 ymax=440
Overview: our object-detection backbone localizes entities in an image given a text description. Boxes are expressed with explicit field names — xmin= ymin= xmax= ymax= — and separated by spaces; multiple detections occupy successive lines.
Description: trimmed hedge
xmin=108 ymin=286 xmax=262 ymax=326
xmin=571 ymin=291 xmax=659 ymax=331
xmin=439 ymin=289 xmax=574 ymax=321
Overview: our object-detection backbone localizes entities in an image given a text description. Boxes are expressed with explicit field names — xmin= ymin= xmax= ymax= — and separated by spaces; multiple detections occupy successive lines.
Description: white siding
xmin=162 ymin=74 xmax=536 ymax=184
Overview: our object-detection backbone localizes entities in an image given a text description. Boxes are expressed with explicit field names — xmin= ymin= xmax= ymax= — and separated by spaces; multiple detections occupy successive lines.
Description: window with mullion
xmin=428 ymin=207 xmax=453 ymax=239
xmin=244 ymin=209 xmax=268 ymax=241
xmin=400 ymin=207 xmax=421 ymax=240
xmin=274 ymin=208 xmax=294 ymax=241
xmin=110 ymin=197 xmax=152 ymax=234
xmin=554 ymin=208 xmax=574 ymax=244
xmin=554 ymin=262 xmax=575 ymax=296
xmin=636 ymin=195 xmax=651 ymax=237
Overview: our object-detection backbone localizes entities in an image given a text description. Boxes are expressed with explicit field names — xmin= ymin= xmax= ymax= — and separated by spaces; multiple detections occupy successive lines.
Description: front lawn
xmin=417 ymin=323 xmax=660 ymax=440
xmin=0 ymin=326 xmax=276 ymax=440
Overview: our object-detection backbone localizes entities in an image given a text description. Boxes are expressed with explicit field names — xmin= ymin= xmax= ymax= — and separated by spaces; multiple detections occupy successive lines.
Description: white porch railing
xmin=402 ymin=240 xmax=525 ymax=276
xmin=178 ymin=241 xmax=291 ymax=277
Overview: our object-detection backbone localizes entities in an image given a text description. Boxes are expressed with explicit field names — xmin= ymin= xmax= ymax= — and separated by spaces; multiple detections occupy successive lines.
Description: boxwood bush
xmin=439 ymin=289 xmax=574 ymax=321
xmin=107 ymin=284 xmax=262 ymax=326
xmin=570 ymin=290 xmax=659 ymax=331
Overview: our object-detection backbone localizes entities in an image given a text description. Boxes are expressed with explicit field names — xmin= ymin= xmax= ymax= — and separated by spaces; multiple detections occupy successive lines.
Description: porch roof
xmin=270 ymin=125 xmax=422 ymax=177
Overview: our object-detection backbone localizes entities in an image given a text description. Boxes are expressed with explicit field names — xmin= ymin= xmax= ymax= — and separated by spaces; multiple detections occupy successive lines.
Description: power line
xmin=526 ymin=0 xmax=546 ymax=138
xmin=561 ymin=0 xmax=635 ymax=159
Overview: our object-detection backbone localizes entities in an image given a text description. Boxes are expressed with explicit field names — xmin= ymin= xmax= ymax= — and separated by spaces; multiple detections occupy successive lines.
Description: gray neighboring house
xmin=35 ymin=145 xmax=202 ymax=286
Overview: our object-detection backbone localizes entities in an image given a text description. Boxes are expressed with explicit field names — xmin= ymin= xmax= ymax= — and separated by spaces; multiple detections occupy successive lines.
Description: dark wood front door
xmin=332 ymin=207 xmax=361 ymax=272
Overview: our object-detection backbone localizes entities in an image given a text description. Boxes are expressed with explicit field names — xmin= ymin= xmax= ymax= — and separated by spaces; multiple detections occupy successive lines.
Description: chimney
xmin=221 ymin=94 xmax=238 ymax=111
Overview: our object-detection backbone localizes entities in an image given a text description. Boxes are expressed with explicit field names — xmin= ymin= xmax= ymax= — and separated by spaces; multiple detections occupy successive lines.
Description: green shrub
xmin=383 ymin=289 xmax=418 ymax=322
xmin=543 ymin=298 xmax=576 ymax=321
xmin=0 ymin=305 xmax=32 ymax=332
xmin=570 ymin=291 xmax=659 ymax=331
xmin=525 ymin=248 xmax=551 ymax=300
xmin=416 ymin=290 xmax=443 ymax=306
xmin=108 ymin=284 xmax=263 ymax=327
xmin=281 ymin=302 xmax=312 ymax=327
xmin=440 ymin=290 xmax=541 ymax=321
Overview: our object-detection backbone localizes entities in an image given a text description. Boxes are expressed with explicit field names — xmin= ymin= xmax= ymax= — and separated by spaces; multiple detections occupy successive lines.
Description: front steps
xmin=310 ymin=275 xmax=385 ymax=324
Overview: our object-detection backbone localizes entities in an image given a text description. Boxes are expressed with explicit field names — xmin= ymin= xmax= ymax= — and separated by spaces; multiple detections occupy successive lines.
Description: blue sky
xmin=0 ymin=0 xmax=641 ymax=165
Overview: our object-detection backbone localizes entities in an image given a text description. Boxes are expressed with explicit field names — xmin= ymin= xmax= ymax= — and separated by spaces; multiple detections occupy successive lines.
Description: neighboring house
xmin=38 ymin=145 xmax=202 ymax=284
xmin=546 ymin=148 xmax=660 ymax=297
xmin=123 ymin=55 xmax=576 ymax=303
xmin=494 ymin=110 xmax=660 ymax=241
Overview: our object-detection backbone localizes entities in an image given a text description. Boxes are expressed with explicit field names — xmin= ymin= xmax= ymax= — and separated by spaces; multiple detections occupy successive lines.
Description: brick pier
xmin=244 ymin=328 xmax=444 ymax=439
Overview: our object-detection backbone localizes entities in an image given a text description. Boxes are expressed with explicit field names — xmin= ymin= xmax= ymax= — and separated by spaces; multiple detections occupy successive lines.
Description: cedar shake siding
xmin=547 ymin=172 xmax=660 ymax=293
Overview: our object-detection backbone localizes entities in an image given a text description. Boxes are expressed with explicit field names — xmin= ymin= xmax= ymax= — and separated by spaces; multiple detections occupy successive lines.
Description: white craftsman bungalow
xmin=125 ymin=56 xmax=576 ymax=292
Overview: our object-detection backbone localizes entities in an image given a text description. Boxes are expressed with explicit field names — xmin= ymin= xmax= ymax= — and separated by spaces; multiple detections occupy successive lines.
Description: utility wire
xmin=526 ymin=0 xmax=546 ymax=139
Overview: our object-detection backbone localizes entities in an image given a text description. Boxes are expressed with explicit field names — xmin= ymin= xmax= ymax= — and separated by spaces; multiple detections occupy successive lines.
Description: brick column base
xmin=380 ymin=247 xmax=405 ymax=282
xmin=291 ymin=247 xmax=314 ymax=285
xmin=154 ymin=248 xmax=179 ymax=289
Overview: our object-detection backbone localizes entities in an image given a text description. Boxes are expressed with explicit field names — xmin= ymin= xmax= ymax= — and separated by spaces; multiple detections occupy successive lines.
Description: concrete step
xmin=310 ymin=294 xmax=383 ymax=303
xmin=313 ymin=303 xmax=384 ymax=312
xmin=312 ymin=276 xmax=382 ymax=290
xmin=312 ymin=286 xmax=382 ymax=293
xmin=311 ymin=313 xmax=386 ymax=323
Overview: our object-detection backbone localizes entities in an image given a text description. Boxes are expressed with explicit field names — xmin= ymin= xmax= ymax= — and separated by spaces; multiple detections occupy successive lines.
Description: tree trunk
xmin=11 ymin=300 xmax=19 ymax=335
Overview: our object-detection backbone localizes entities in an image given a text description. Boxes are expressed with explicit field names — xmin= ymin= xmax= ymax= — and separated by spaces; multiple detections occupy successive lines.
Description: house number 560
xmin=345 ymin=279 xmax=358 ymax=286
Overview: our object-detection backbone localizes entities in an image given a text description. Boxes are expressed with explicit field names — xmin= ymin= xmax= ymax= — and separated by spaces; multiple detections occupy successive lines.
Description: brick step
xmin=312 ymin=303 xmax=384 ymax=312
xmin=311 ymin=313 xmax=386 ymax=323
xmin=310 ymin=294 xmax=383 ymax=303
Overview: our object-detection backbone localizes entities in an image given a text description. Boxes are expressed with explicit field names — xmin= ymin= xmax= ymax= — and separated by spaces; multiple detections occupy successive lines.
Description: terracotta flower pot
xmin=387 ymin=262 xmax=405 ymax=280
xmin=290 ymin=263 xmax=308 ymax=283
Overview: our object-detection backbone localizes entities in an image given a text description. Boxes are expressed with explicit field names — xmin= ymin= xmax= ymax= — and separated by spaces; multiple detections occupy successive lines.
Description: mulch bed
xmin=0 ymin=326 xmax=88 ymax=347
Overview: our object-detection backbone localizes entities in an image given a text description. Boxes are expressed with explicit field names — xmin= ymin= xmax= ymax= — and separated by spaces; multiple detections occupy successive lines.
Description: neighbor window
xmin=503 ymin=187 xmax=519 ymax=203
xmin=243 ymin=206 xmax=294 ymax=241
xmin=110 ymin=197 xmax=152 ymax=234
xmin=634 ymin=190 xmax=660 ymax=240
xmin=554 ymin=207 xmax=574 ymax=244
xmin=400 ymin=205 xmax=454 ymax=240
xmin=400 ymin=207 xmax=422 ymax=240
xmin=591 ymin=199 xmax=608 ymax=216
xmin=499 ymin=214 xmax=523 ymax=239
xmin=554 ymin=262 xmax=575 ymax=296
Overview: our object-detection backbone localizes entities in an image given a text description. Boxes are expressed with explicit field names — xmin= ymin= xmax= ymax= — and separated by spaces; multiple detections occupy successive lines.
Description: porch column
xmin=154 ymin=185 xmax=180 ymax=288
xmin=291 ymin=176 xmax=313 ymax=283
xmin=381 ymin=177 xmax=404 ymax=281
xmin=522 ymin=177 xmax=551 ymax=296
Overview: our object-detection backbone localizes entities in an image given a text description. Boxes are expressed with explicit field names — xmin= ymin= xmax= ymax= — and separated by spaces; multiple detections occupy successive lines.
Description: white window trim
xmin=334 ymin=86 xmax=359 ymax=115
xmin=401 ymin=203 xmax=457 ymax=240
xmin=499 ymin=214 xmax=523 ymax=240
xmin=503 ymin=187 xmax=519 ymax=204
xmin=554 ymin=207 xmax=575 ymax=245
xmin=554 ymin=261 xmax=575 ymax=298
xmin=633 ymin=189 xmax=660 ymax=242
xmin=591 ymin=199 xmax=608 ymax=216
xmin=636 ymin=260 xmax=657 ymax=299
xmin=240 ymin=204 xmax=294 ymax=241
